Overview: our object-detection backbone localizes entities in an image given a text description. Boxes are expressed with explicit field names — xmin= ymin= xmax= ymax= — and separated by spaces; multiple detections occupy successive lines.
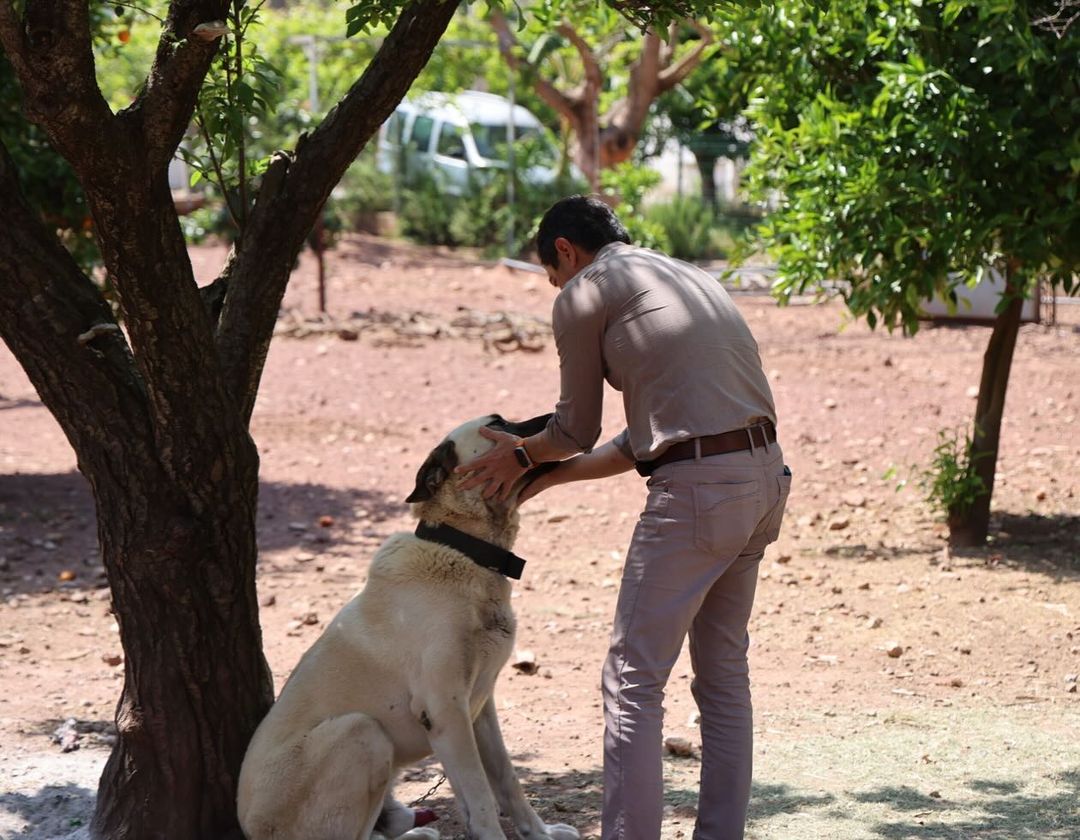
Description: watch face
xmin=513 ymin=446 xmax=532 ymax=469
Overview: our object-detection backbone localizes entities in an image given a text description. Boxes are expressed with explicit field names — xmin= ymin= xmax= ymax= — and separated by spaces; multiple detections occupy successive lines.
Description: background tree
xmin=723 ymin=0 xmax=1079 ymax=547
xmin=490 ymin=0 xmax=713 ymax=190
xmin=657 ymin=43 xmax=749 ymax=211
xmin=0 ymin=0 xmax=701 ymax=836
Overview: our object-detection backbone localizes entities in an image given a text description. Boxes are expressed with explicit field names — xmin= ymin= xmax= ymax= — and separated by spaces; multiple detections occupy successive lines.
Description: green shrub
xmin=333 ymin=149 xmax=395 ymax=229
xmin=398 ymin=172 xmax=457 ymax=245
xmin=599 ymin=162 xmax=667 ymax=251
xmin=919 ymin=427 xmax=988 ymax=519
xmin=643 ymin=199 xmax=717 ymax=261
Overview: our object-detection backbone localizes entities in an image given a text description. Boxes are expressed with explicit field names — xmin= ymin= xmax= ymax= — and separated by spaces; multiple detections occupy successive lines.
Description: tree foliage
xmin=726 ymin=0 xmax=1079 ymax=333
xmin=722 ymin=0 xmax=1080 ymax=547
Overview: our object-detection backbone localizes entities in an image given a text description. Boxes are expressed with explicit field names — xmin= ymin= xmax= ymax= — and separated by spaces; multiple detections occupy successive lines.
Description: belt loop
xmin=746 ymin=427 xmax=756 ymax=456
xmin=693 ymin=437 xmax=702 ymax=461
xmin=760 ymin=423 xmax=770 ymax=453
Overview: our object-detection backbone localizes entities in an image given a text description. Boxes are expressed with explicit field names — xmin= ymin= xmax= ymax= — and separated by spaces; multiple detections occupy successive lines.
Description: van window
xmin=410 ymin=116 xmax=434 ymax=152
xmin=436 ymin=125 xmax=467 ymax=159
xmin=472 ymin=123 xmax=539 ymax=160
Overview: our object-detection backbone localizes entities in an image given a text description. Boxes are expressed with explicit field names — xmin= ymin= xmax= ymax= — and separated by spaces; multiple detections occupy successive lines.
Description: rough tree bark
xmin=947 ymin=270 xmax=1025 ymax=548
xmin=491 ymin=11 xmax=712 ymax=191
xmin=0 ymin=0 xmax=458 ymax=836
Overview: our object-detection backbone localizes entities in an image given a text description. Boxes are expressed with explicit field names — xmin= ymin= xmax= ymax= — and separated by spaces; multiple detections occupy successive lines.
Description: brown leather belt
xmin=635 ymin=422 xmax=777 ymax=477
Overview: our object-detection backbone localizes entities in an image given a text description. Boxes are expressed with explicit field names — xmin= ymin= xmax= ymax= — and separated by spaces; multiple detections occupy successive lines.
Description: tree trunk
xmin=693 ymin=151 xmax=719 ymax=211
xmin=947 ymin=273 xmax=1025 ymax=547
xmin=575 ymin=106 xmax=602 ymax=192
xmin=90 ymin=468 xmax=272 ymax=840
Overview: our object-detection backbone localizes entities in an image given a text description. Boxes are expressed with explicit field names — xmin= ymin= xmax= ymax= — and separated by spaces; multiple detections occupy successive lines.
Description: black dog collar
xmin=414 ymin=522 xmax=526 ymax=580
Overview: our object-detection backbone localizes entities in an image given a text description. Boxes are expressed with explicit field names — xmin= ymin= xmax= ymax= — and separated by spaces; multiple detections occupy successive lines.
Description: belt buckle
xmin=749 ymin=423 xmax=770 ymax=451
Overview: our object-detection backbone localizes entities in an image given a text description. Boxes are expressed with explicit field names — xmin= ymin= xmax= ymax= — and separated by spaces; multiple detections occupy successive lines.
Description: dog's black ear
xmin=405 ymin=440 xmax=458 ymax=503
xmin=487 ymin=412 xmax=554 ymax=438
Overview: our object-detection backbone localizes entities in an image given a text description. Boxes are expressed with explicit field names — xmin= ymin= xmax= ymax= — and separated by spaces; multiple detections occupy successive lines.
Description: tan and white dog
xmin=237 ymin=414 xmax=577 ymax=840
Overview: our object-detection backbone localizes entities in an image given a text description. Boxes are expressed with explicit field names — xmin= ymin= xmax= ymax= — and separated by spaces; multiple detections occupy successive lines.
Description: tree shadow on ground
xmin=808 ymin=513 xmax=1080 ymax=577
xmin=0 ymin=393 xmax=43 ymax=412
xmin=255 ymin=481 xmax=405 ymax=557
xmin=402 ymin=759 xmax=1078 ymax=839
xmin=0 ymin=783 xmax=96 ymax=838
xmin=985 ymin=512 xmax=1080 ymax=575
xmin=392 ymin=758 xmax=840 ymax=837
xmin=393 ymin=756 xmax=603 ymax=834
xmin=748 ymin=782 xmax=837 ymax=821
xmin=861 ymin=767 xmax=1080 ymax=838
xmin=0 ymin=471 xmax=403 ymax=597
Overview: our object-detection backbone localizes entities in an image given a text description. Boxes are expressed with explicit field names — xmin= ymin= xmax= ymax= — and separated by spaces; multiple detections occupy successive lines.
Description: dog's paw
xmin=541 ymin=824 xmax=579 ymax=840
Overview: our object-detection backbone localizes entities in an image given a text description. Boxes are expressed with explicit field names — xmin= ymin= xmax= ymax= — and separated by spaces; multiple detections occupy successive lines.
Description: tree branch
xmin=657 ymin=19 xmax=713 ymax=91
xmin=4 ymin=1 xmax=253 ymax=503
xmin=119 ymin=0 xmax=230 ymax=169
xmin=0 ymin=140 xmax=153 ymax=465
xmin=0 ymin=1 xmax=29 ymax=72
xmin=630 ymin=29 xmax=663 ymax=98
xmin=6 ymin=0 xmax=116 ymax=166
xmin=489 ymin=9 xmax=580 ymax=119
xmin=556 ymin=21 xmax=604 ymax=92
xmin=214 ymin=0 xmax=460 ymax=422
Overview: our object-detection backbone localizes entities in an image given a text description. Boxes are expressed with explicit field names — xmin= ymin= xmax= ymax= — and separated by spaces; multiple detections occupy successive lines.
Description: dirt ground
xmin=1 ymin=235 xmax=1078 ymax=839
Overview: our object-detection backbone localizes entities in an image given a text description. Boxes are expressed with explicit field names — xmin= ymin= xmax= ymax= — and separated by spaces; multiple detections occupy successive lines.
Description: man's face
xmin=542 ymin=237 xmax=592 ymax=289
xmin=542 ymin=256 xmax=573 ymax=289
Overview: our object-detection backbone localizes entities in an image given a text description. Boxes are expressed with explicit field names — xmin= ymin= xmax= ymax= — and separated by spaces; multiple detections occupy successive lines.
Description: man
xmin=458 ymin=195 xmax=791 ymax=840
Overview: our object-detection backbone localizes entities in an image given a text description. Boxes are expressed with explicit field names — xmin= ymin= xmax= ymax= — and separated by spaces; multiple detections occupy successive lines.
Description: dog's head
xmin=405 ymin=413 xmax=553 ymax=536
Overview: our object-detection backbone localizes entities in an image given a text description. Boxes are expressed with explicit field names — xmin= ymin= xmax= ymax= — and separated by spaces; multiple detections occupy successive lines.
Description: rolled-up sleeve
xmin=542 ymin=276 xmax=606 ymax=457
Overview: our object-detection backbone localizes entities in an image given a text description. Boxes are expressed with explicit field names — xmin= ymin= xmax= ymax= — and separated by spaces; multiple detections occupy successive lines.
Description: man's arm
xmin=518 ymin=438 xmax=635 ymax=504
xmin=456 ymin=426 xmax=635 ymax=503
xmin=458 ymin=276 xmax=608 ymax=500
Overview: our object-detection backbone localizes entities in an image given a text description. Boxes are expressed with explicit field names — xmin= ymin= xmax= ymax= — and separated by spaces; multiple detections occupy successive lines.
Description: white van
xmin=376 ymin=90 xmax=561 ymax=196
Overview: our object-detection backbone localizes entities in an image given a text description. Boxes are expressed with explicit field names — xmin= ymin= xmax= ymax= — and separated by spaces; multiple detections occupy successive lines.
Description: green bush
xmin=333 ymin=148 xmax=395 ymax=229
xmin=919 ymin=427 xmax=988 ymax=519
xmin=599 ymin=162 xmax=667 ymax=251
xmin=398 ymin=172 xmax=457 ymax=245
xmin=643 ymin=199 xmax=716 ymax=261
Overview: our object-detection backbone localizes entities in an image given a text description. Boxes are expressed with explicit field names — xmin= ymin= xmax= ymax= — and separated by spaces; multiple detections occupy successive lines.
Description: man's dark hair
xmin=535 ymin=195 xmax=631 ymax=267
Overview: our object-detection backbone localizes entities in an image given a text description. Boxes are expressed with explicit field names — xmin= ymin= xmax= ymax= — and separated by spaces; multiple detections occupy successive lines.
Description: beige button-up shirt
xmin=541 ymin=242 xmax=776 ymax=462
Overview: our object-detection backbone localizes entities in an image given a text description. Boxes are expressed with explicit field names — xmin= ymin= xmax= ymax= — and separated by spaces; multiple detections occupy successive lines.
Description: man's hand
xmin=455 ymin=426 xmax=528 ymax=501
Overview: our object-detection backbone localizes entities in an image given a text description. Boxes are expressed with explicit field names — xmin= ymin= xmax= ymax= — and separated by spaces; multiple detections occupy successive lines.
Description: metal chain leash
xmin=409 ymin=772 xmax=448 ymax=807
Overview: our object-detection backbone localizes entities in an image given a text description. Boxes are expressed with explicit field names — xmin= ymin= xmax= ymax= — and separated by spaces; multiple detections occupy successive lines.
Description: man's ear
xmin=405 ymin=440 xmax=458 ymax=503
xmin=554 ymin=236 xmax=575 ymax=267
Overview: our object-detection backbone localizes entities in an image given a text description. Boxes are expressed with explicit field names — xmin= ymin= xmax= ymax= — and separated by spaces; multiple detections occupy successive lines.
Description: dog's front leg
xmin=474 ymin=698 xmax=580 ymax=840
xmin=416 ymin=696 xmax=506 ymax=840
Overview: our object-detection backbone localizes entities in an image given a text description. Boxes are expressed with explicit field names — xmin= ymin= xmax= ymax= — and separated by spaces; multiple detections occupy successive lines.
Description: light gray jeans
xmin=602 ymin=444 xmax=791 ymax=840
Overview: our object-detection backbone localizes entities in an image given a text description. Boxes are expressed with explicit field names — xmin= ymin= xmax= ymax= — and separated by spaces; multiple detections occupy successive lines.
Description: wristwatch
xmin=512 ymin=440 xmax=535 ymax=469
